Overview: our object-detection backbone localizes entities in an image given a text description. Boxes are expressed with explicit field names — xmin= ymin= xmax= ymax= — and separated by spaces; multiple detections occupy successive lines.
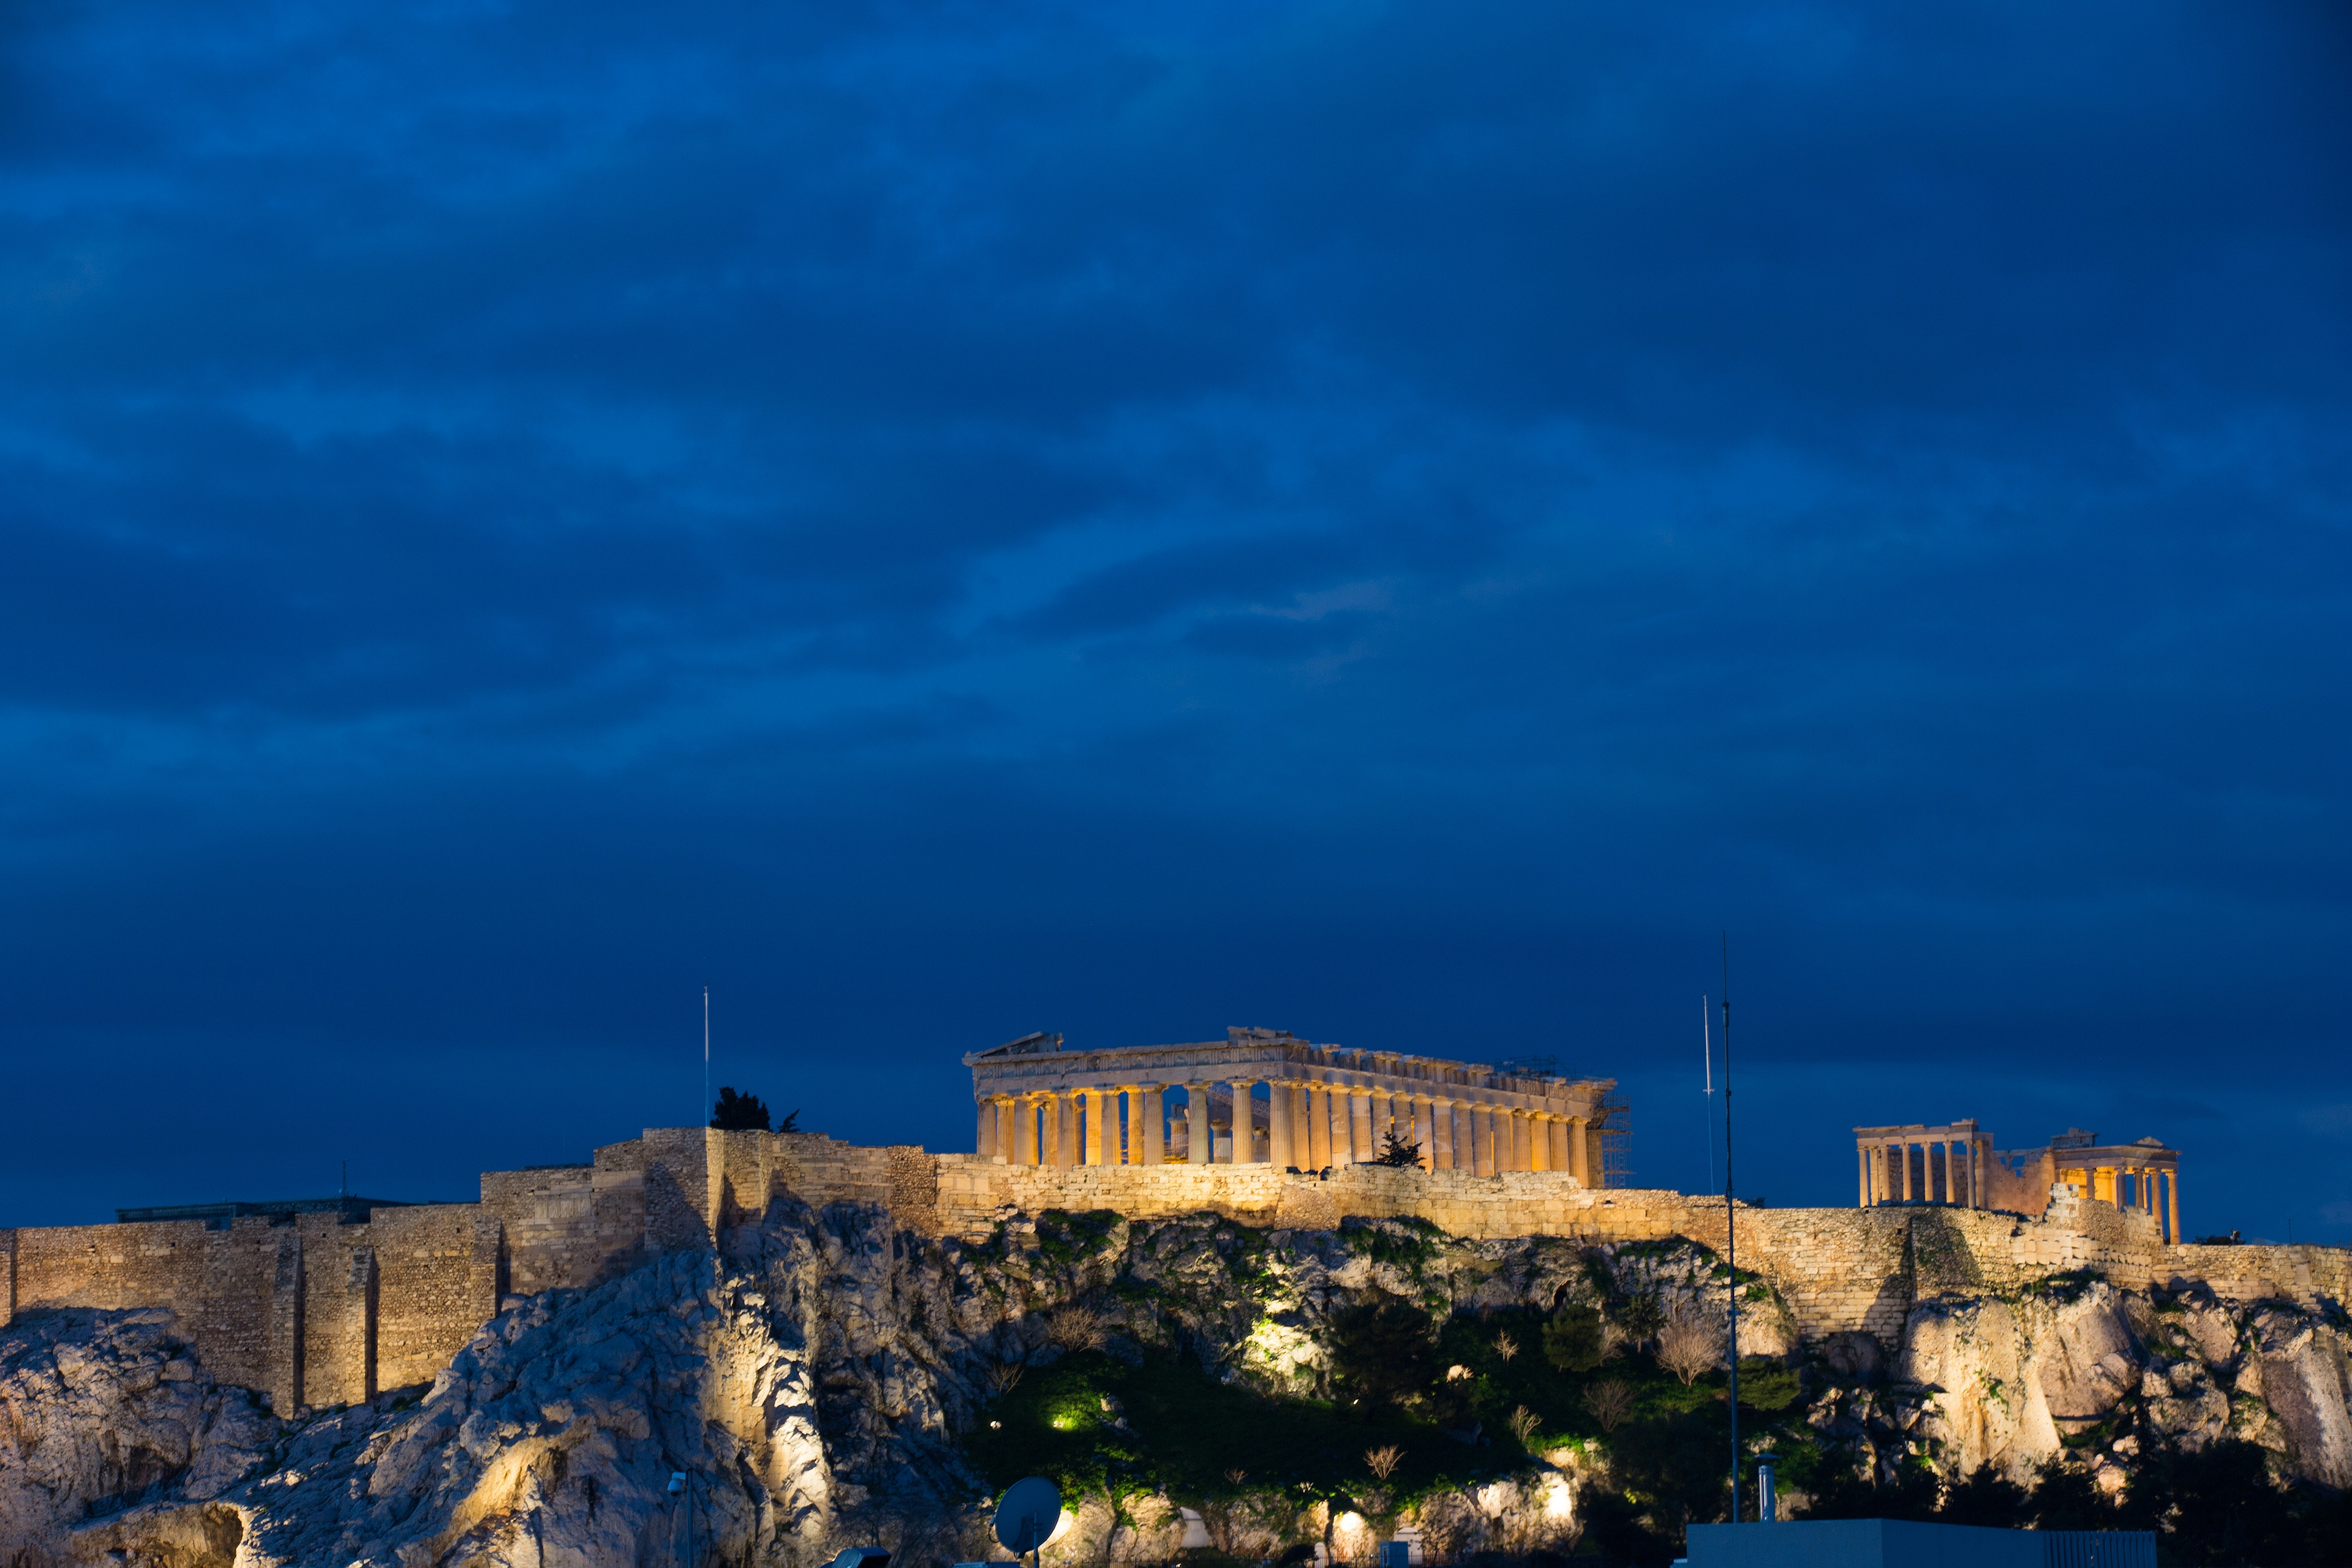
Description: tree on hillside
xmin=1325 ymin=1297 xmax=1437 ymax=1415
xmin=1371 ymin=1131 xmax=1423 ymax=1168
xmin=711 ymin=1087 xmax=777 ymax=1131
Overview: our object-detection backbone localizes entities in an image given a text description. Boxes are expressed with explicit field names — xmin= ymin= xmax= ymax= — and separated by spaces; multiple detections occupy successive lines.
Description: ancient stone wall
xmin=932 ymin=1156 xmax=2350 ymax=1336
xmin=7 ymin=1129 xmax=2346 ymax=1417
xmin=371 ymin=1205 xmax=497 ymax=1392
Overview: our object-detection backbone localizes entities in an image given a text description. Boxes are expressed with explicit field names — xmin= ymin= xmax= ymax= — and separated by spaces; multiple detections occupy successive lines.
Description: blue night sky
xmin=3 ymin=2 xmax=2347 ymax=1240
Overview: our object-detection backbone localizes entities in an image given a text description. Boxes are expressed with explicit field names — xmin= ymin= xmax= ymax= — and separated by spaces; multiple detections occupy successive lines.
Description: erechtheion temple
xmin=966 ymin=1026 xmax=1618 ymax=1182
xmin=1856 ymin=1120 xmax=2181 ymax=1241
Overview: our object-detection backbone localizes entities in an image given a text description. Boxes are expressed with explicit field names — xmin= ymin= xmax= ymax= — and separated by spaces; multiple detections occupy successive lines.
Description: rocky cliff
xmin=4 ymin=1198 xmax=2347 ymax=1566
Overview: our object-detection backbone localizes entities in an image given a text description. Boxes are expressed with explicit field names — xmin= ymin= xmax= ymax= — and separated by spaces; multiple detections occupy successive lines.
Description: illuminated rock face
xmin=0 ymin=1308 xmax=275 ymax=1553
xmin=9 ymin=1201 xmax=2352 ymax=1566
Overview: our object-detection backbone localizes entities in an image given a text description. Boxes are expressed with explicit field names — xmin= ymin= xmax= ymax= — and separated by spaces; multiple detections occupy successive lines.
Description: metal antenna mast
xmin=1703 ymin=993 xmax=1716 ymax=1196
xmin=1722 ymin=935 xmax=1740 ymax=1521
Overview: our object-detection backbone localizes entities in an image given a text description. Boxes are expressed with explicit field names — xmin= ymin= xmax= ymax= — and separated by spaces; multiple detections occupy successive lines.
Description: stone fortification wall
xmin=0 ymin=1128 xmax=936 ymax=1414
xmin=935 ymin=1156 xmax=2351 ymax=1338
xmin=7 ymin=1129 xmax=2347 ymax=1417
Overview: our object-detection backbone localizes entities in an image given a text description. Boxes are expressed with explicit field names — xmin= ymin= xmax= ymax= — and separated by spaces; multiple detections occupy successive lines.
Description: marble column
xmin=1471 ymin=1105 xmax=1496 ymax=1176
xmin=1549 ymin=1115 xmax=1571 ymax=1174
xmin=1528 ymin=1112 xmax=1551 ymax=1172
xmin=1306 ymin=1087 xmax=1332 ymax=1168
xmin=1567 ymin=1114 xmax=1589 ymax=1185
xmin=1414 ymin=1096 xmax=1436 ymax=1164
xmin=1013 ymin=1096 xmax=1037 ymax=1166
xmin=1269 ymin=1081 xmax=1296 ymax=1168
xmin=1051 ymin=1092 xmax=1076 ymax=1169
xmin=1138 ymin=1086 xmax=1165 ymax=1166
xmin=1185 ymin=1083 xmax=1212 ymax=1164
xmin=1231 ymin=1079 xmax=1259 ymax=1163
xmin=1085 ymin=1090 xmax=1110 ymax=1166
xmin=1432 ymin=1099 xmax=1457 ymax=1170
xmin=2167 ymin=1170 xmax=2180 ymax=1243
xmin=1351 ymin=1090 xmax=1374 ymax=1164
xmin=1292 ymin=1084 xmax=1315 ymax=1166
xmin=1856 ymin=1145 xmax=1869 ymax=1206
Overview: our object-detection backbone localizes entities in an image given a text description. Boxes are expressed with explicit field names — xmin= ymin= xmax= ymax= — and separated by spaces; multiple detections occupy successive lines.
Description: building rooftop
xmin=114 ymin=1196 xmax=439 ymax=1226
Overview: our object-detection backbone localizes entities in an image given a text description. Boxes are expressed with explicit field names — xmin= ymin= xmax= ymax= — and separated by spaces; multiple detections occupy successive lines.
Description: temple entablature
xmin=964 ymin=1025 xmax=1617 ymax=1182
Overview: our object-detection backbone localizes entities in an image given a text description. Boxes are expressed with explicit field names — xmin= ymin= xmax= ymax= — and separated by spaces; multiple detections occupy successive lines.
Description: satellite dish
xmin=994 ymin=1477 xmax=1063 ymax=1556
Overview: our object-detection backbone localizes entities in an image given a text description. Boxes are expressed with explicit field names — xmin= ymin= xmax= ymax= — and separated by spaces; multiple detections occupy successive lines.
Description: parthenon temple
xmin=1855 ymin=1120 xmax=2182 ymax=1242
xmin=967 ymin=1026 xmax=1618 ymax=1182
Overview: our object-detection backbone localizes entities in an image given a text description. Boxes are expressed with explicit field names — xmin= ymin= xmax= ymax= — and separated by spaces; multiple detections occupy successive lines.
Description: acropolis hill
xmin=4 ymin=1027 xmax=2350 ymax=1567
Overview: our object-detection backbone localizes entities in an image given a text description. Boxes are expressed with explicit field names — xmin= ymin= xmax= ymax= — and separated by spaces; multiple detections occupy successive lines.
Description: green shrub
xmin=1541 ymin=1305 xmax=1607 ymax=1373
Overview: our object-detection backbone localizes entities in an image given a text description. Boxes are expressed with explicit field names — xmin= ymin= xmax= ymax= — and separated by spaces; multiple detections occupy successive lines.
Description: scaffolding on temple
xmin=1594 ymin=1092 xmax=1634 ymax=1188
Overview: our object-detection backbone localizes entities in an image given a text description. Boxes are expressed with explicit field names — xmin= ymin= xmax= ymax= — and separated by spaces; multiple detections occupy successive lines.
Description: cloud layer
xmin=2 ymin=1 xmax=2347 ymax=1234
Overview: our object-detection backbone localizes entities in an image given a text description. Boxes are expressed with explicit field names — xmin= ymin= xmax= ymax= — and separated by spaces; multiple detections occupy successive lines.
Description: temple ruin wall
xmin=4 ymin=1130 xmax=2345 ymax=1416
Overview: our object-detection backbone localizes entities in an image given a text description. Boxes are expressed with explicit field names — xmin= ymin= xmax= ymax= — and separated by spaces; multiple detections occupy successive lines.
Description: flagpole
xmin=1722 ymin=935 xmax=1740 ymax=1522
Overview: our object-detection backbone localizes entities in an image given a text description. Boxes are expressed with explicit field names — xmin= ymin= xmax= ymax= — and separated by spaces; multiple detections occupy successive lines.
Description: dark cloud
xmin=0 ymin=0 xmax=2345 ymax=1236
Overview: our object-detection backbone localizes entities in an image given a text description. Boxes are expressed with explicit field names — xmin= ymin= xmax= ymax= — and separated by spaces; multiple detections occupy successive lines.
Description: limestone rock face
xmin=2250 ymin=1309 xmax=2352 ymax=1487
xmin=8 ymin=1202 xmax=2351 ymax=1567
xmin=1887 ymin=1278 xmax=2352 ymax=1498
xmin=0 ymin=1307 xmax=276 ymax=1561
